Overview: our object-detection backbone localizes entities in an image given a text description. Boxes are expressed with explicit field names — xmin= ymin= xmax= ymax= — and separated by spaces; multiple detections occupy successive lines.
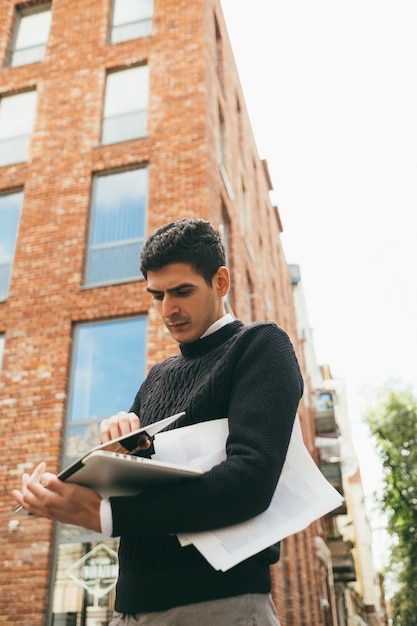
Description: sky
xmin=220 ymin=0 xmax=417 ymax=569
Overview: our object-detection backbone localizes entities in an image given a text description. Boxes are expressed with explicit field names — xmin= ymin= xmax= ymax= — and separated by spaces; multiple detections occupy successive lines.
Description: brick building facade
xmin=0 ymin=1 xmax=332 ymax=624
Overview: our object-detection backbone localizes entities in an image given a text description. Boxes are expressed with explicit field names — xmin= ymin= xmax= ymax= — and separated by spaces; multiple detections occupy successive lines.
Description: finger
xmin=100 ymin=411 xmax=129 ymax=441
xmin=100 ymin=418 xmax=112 ymax=442
xmin=22 ymin=472 xmax=30 ymax=489
xmin=101 ymin=411 xmax=139 ymax=442
xmin=127 ymin=412 xmax=140 ymax=432
xmin=31 ymin=461 xmax=46 ymax=482
xmin=37 ymin=471 xmax=59 ymax=491
xmin=115 ymin=411 xmax=140 ymax=436
xmin=19 ymin=461 xmax=47 ymax=500
xmin=19 ymin=462 xmax=45 ymax=496
xmin=19 ymin=471 xmax=61 ymax=517
xmin=12 ymin=488 xmax=24 ymax=507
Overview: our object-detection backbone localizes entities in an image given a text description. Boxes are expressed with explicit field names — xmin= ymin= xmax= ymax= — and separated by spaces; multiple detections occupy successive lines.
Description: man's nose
xmin=162 ymin=294 xmax=180 ymax=318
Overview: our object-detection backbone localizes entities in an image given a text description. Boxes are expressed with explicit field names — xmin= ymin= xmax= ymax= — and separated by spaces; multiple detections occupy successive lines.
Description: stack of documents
xmin=152 ymin=417 xmax=343 ymax=571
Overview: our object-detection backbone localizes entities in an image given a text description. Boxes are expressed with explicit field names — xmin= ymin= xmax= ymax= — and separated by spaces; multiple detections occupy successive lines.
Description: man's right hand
xmin=100 ymin=411 xmax=152 ymax=453
xmin=100 ymin=411 xmax=140 ymax=442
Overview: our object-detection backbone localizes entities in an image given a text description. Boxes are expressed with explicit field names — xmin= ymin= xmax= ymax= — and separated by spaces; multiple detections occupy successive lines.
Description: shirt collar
xmin=200 ymin=313 xmax=234 ymax=339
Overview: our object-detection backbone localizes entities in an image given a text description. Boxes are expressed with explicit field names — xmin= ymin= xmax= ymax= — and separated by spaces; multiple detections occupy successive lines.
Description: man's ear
xmin=214 ymin=266 xmax=230 ymax=297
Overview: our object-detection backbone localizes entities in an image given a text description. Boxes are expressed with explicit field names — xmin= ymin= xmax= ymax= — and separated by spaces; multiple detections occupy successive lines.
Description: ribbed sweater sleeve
xmin=110 ymin=321 xmax=303 ymax=537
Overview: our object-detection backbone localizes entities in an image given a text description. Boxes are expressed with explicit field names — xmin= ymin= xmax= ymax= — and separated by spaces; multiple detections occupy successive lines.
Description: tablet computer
xmin=64 ymin=449 xmax=203 ymax=497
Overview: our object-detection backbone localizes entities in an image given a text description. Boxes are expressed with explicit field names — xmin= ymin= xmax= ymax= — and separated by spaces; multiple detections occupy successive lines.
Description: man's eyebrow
xmin=146 ymin=283 xmax=196 ymax=295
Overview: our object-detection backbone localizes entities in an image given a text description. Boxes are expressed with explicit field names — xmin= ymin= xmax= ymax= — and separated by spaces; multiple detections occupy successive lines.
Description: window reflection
xmin=85 ymin=167 xmax=148 ymax=287
xmin=64 ymin=317 xmax=147 ymax=468
xmin=0 ymin=190 xmax=23 ymax=300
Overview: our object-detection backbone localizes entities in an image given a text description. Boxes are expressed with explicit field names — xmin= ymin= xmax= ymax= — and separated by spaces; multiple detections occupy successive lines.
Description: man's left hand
xmin=12 ymin=461 xmax=102 ymax=533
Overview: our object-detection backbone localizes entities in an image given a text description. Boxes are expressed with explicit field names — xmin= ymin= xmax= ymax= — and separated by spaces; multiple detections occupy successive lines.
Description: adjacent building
xmin=291 ymin=265 xmax=388 ymax=625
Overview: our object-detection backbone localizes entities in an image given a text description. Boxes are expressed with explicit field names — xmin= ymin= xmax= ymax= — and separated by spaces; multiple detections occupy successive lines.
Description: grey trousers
xmin=109 ymin=593 xmax=281 ymax=625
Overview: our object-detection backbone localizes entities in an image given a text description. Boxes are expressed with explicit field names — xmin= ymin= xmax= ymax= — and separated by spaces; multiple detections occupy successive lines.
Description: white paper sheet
xmin=153 ymin=417 xmax=343 ymax=571
xmin=153 ymin=418 xmax=228 ymax=471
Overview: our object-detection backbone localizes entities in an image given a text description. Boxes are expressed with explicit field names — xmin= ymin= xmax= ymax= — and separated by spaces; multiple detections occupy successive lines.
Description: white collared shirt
xmin=200 ymin=312 xmax=234 ymax=338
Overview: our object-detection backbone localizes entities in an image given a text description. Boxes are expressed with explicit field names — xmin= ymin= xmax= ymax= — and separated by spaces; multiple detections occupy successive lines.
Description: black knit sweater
xmin=110 ymin=320 xmax=304 ymax=613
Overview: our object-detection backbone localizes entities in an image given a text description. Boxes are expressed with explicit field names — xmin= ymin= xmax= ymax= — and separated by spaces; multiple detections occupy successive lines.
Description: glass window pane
xmin=86 ymin=240 xmax=142 ymax=285
xmin=113 ymin=0 xmax=152 ymax=25
xmin=91 ymin=169 xmax=147 ymax=244
xmin=51 ymin=539 xmax=119 ymax=625
xmin=0 ymin=190 xmax=23 ymax=300
xmin=0 ymin=91 xmax=37 ymax=137
xmin=104 ymin=66 xmax=149 ymax=116
xmin=11 ymin=45 xmax=46 ymax=68
xmin=0 ymin=335 xmax=4 ymax=370
xmin=0 ymin=92 xmax=37 ymax=166
xmin=101 ymin=109 xmax=147 ymax=144
xmin=102 ymin=66 xmax=148 ymax=144
xmin=65 ymin=317 xmax=147 ymax=465
xmin=111 ymin=20 xmax=152 ymax=43
xmin=15 ymin=10 xmax=51 ymax=48
xmin=111 ymin=0 xmax=153 ymax=43
xmin=85 ymin=167 xmax=148 ymax=286
xmin=11 ymin=8 xmax=51 ymax=66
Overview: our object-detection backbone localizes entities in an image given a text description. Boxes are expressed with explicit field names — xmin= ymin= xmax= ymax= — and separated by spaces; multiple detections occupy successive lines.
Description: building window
xmin=238 ymin=177 xmax=247 ymax=233
xmin=9 ymin=5 xmax=51 ymax=67
xmin=0 ymin=190 xmax=23 ymax=301
xmin=51 ymin=539 xmax=119 ymax=626
xmin=84 ymin=167 xmax=148 ymax=287
xmin=110 ymin=0 xmax=153 ymax=44
xmin=64 ymin=317 xmax=148 ymax=467
xmin=236 ymin=96 xmax=244 ymax=158
xmin=50 ymin=316 xmax=147 ymax=624
xmin=246 ymin=273 xmax=255 ymax=324
xmin=0 ymin=91 xmax=37 ymax=167
xmin=0 ymin=334 xmax=4 ymax=370
xmin=217 ymin=105 xmax=233 ymax=200
xmin=217 ymin=105 xmax=226 ymax=167
xmin=220 ymin=206 xmax=230 ymax=269
xmin=214 ymin=15 xmax=224 ymax=86
xmin=220 ymin=206 xmax=233 ymax=312
xmin=101 ymin=65 xmax=149 ymax=145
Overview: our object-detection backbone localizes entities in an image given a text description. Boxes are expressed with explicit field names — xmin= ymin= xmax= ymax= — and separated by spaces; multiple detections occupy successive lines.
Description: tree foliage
xmin=365 ymin=384 xmax=417 ymax=625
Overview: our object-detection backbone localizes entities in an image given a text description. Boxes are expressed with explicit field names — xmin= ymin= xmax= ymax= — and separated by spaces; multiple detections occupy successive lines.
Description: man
xmin=13 ymin=218 xmax=304 ymax=625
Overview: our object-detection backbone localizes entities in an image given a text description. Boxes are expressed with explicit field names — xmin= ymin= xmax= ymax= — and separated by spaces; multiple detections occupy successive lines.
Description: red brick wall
xmin=0 ymin=1 xmax=327 ymax=624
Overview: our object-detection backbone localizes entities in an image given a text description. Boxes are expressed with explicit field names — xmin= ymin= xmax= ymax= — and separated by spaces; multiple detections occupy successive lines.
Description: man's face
xmin=146 ymin=263 xmax=229 ymax=344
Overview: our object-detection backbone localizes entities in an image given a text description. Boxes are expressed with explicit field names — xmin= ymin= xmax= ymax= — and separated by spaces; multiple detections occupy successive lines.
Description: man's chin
xmin=167 ymin=324 xmax=198 ymax=344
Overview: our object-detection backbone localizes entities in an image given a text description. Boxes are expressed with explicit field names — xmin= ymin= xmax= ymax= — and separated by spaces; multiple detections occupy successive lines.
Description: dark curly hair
xmin=140 ymin=218 xmax=226 ymax=286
